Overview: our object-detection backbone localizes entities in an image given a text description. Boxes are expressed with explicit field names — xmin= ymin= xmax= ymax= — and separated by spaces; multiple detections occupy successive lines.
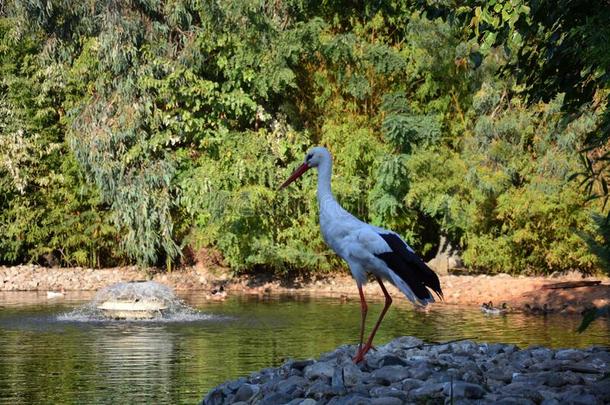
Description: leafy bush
xmin=0 ymin=1 xmax=607 ymax=275
xmin=0 ymin=17 xmax=123 ymax=266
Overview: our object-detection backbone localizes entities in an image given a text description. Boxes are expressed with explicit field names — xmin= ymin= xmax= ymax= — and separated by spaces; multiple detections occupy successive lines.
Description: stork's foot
xmin=353 ymin=343 xmax=373 ymax=363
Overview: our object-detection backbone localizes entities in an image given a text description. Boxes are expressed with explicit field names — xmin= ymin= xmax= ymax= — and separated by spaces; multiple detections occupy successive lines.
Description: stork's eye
xmin=306 ymin=153 xmax=313 ymax=161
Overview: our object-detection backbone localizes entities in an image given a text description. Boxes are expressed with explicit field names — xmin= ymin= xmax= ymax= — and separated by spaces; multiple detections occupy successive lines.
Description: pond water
xmin=0 ymin=291 xmax=608 ymax=404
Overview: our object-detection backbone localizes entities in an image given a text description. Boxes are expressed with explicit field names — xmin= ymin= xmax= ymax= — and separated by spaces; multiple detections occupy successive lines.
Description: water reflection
xmin=92 ymin=327 xmax=176 ymax=403
xmin=0 ymin=293 xmax=608 ymax=404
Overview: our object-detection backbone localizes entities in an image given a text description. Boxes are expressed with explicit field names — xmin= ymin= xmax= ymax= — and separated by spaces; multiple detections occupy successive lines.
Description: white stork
xmin=279 ymin=146 xmax=443 ymax=363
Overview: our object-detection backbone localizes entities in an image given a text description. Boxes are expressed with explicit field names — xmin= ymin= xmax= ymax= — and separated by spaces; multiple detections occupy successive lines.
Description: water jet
xmin=60 ymin=280 xmax=202 ymax=321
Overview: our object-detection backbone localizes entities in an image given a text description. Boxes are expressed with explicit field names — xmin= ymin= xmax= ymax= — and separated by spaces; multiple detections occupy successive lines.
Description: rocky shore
xmin=202 ymin=336 xmax=610 ymax=405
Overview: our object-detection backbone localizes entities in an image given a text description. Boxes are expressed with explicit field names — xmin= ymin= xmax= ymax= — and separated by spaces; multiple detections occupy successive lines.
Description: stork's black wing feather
xmin=374 ymin=233 xmax=443 ymax=301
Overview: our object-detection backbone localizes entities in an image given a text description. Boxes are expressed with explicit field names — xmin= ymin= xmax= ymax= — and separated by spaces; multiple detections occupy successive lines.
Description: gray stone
xmin=203 ymin=388 xmax=225 ymax=405
xmin=541 ymin=399 xmax=560 ymax=405
xmin=342 ymin=363 xmax=365 ymax=387
xmin=442 ymin=381 xmax=486 ymax=399
xmin=544 ymin=372 xmax=566 ymax=387
xmin=445 ymin=367 xmax=461 ymax=378
xmin=327 ymin=393 xmax=371 ymax=405
xmin=447 ymin=355 xmax=472 ymax=365
xmin=530 ymin=347 xmax=554 ymax=361
xmin=304 ymin=361 xmax=335 ymax=380
xmin=516 ymin=358 xmax=535 ymax=370
xmin=561 ymin=370 xmax=585 ymax=385
xmin=221 ymin=384 xmax=234 ymax=396
xmin=320 ymin=345 xmax=351 ymax=362
xmin=331 ymin=365 xmax=345 ymax=392
xmin=333 ymin=348 xmax=356 ymax=366
xmin=512 ymin=372 xmax=547 ymax=385
xmin=562 ymin=362 xmax=603 ymax=374
xmin=401 ymin=378 xmax=424 ymax=392
xmin=304 ymin=379 xmax=336 ymax=400
xmin=486 ymin=343 xmax=508 ymax=356
xmin=428 ymin=371 xmax=453 ymax=384
xmin=510 ymin=349 xmax=532 ymax=364
xmin=590 ymin=378 xmax=610 ymax=402
xmin=500 ymin=382 xmax=544 ymax=403
xmin=561 ymin=391 xmax=597 ymax=405
xmin=291 ymin=359 xmax=315 ymax=371
xmin=486 ymin=366 xmax=513 ymax=383
xmin=391 ymin=336 xmax=424 ymax=349
xmin=378 ymin=355 xmax=407 ymax=367
xmin=370 ymin=365 xmax=410 ymax=385
xmin=540 ymin=389 xmax=561 ymax=400
xmin=369 ymin=386 xmax=408 ymax=401
xmin=436 ymin=353 xmax=456 ymax=365
xmin=409 ymin=382 xmax=445 ymax=399
xmin=451 ymin=340 xmax=478 ymax=355
xmin=260 ymin=392 xmax=292 ymax=405
xmin=502 ymin=344 xmax=519 ymax=355
xmin=227 ymin=377 xmax=247 ymax=391
xmin=297 ymin=399 xmax=316 ymax=405
xmin=485 ymin=378 xmax=506 ymax=390
xmin=284 ymin=399 xmax=307 ymax=405
xmin=350 ymin=382 xmax=375 ymax=397
xmin=555 ymin=349 xmax=586 ymax=362
xmin=530 ymin=359 xmax=564 ymax=371
xmin=277 ymin=375 xmax=306 ymax=395
xmin=587 ymin=350 xmax=610 ymax=367
xmin=459 ymin=363 xmax=483 ymax=383
xmin=370 ymin=397 xmax=403 ymax=405
xmin=289 ymin=368 xmax=304 ymax=377
xmin=428 ymin=344 xmax=451 ymax=356
xmin=234 ymin=383 xmax=259 ymax=402
xmin=410 ymin=363 xmax=433 ymax=380
xmin=408 ymin=354 xmax=430 ymax=362
xmin=461 ymin=370 xmax=482 ymax=384
xmin=495 ymin=397 xmax=536 ymax=405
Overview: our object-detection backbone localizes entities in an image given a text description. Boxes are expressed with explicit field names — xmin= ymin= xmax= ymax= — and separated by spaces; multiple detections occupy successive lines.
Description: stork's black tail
xmin=374 ymin=233 xmax=444 ymax=305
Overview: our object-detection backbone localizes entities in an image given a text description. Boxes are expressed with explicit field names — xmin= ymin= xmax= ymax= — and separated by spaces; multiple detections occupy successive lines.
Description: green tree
xmin=1 ymin=0 xmax=607 ymax=276
xmin=0 ymin=16 xmax=121 ymax=266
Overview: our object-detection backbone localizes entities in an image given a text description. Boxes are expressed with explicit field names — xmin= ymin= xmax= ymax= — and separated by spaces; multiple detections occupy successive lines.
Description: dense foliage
xmin=1 ymin=1 xmax=608 ymax=275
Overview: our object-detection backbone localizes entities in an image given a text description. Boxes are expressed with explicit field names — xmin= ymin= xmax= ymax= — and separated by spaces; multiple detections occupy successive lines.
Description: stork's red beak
xmin=279 ymin=162 xmax=310 ymax=190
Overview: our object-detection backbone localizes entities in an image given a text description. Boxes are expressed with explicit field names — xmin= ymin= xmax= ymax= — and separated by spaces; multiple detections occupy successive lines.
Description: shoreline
xmin=1 ymin=265 xmax=608 ymax=315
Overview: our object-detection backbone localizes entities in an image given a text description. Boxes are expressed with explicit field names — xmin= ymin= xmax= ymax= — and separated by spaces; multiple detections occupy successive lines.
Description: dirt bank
xmin=1 ymin=265 xmax=608 ymax=314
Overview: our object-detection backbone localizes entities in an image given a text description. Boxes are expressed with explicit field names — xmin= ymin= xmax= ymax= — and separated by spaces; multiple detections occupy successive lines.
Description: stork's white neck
xmin=316 ymin=156 xmax=333 ymax=203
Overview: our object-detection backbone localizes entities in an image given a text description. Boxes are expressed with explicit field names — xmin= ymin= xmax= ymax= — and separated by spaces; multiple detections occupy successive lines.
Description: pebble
xmin=555 ymin=348 xmax=585 ymax=362
xmin=304 ymin=361 xmax=335 ymax=380
xmin=200 ymin=336 xmax=610 ymax=405
xmin=410 ymin=382 xmax=445 ymax=398
xmin=370 ymin=365 xmax=410 ymax=385
xmin=341 ymin=363 xmax=364 ymax=387
xmin=442 ymin=381 xmax=486 ymax=399
xmin=234 ymin=383 xmax=257 ymax=402
xmin=371 ymin=396 xmax=403 ymax=405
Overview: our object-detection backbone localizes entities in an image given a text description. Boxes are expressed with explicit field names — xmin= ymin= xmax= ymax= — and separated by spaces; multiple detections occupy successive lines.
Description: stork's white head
xmin=303 ymin=146 xmax=331 ymax=168
xmin=279 ymin=146 xmax=331 ymax=190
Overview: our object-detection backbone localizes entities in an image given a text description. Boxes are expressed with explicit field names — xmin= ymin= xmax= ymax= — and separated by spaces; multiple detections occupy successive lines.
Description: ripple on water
xmin=55 ymin=308 xmax=226 ymax=323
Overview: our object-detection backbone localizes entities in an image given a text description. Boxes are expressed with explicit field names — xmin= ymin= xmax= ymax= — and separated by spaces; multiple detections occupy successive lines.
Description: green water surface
xmin=0 ymin=292 xmax=608 ymax=404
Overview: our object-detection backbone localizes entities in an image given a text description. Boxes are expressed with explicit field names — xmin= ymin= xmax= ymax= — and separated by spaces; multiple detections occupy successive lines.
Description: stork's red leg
xmin=354 ymin=277 xmax=393 ymax=363
xmin=353 ymin=284 xmax=368 ymax=362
